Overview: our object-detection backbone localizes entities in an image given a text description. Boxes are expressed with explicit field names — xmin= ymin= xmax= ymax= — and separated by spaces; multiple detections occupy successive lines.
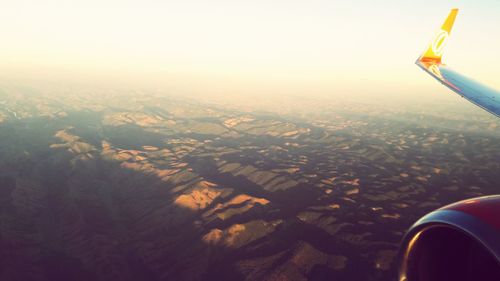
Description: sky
xmin=1 ymin=0 xmax=500 ymax=100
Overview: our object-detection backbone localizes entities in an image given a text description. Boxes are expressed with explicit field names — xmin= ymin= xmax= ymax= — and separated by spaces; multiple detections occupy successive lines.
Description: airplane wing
xmin=416 ymin=9 xmax=500 ymax=118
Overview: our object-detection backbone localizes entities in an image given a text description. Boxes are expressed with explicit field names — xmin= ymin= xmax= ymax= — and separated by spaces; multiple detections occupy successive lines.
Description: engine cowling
xmin=398 ymin=195 xmax=500 ymax=281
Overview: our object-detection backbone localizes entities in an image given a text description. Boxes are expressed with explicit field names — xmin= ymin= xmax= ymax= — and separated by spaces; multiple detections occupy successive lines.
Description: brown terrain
xmin=0 ymin=84 xmax=500 ymax=281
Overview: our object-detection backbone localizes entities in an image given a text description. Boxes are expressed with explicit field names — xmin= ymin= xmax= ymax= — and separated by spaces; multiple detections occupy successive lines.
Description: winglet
xmin=419 ymin=9 xmax=459 ymax=63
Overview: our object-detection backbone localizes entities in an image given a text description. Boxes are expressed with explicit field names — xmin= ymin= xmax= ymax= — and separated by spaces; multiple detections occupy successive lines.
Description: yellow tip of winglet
xmin=419 ymin=9 xmax=459 ymax=63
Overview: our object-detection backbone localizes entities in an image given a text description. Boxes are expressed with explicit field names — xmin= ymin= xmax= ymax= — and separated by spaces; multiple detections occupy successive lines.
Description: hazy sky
xmin=1 ymin=0 xmax=500 ymax=99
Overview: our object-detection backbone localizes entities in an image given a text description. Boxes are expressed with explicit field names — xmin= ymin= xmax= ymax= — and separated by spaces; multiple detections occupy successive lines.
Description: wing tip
xmin=418 ymin=9 xmax=459 ymax=64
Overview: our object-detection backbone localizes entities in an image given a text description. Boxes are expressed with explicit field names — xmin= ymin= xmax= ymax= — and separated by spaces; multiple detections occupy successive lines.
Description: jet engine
xmin=398 ymin=195 xmax=500 ymax=281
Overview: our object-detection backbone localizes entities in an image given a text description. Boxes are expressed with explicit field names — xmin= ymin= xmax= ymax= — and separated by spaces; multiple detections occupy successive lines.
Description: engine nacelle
xmin=398 ymin=195 xmax=500 ymax=281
